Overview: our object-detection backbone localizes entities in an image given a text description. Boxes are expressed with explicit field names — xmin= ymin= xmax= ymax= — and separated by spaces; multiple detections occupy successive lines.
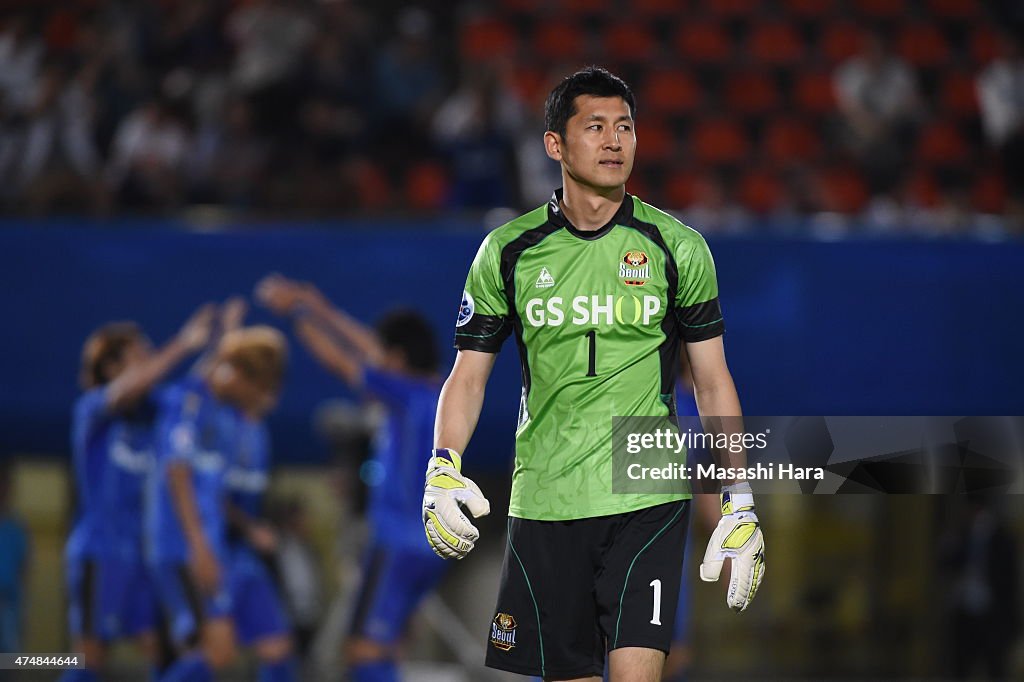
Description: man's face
xmin=547 ymin=95 xmax=636 ymax=192
xmin=210 ymin=360 xmax=276 ymax=417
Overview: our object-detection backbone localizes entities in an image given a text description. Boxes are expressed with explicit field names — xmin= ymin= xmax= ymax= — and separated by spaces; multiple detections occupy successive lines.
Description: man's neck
xmin=560 ymin=181 xmax=626 ymax=232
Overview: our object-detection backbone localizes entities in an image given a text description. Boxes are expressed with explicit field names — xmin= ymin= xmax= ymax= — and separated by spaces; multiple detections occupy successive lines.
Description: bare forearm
xmin=107 ymin=337 xmax=193 ymax=410
xmin=295 ymin=318 xmax=363 ymax=387
xmin=434 ymin=373 xmax=486 ymax=454
xmin=694 ymin=378 xmax=747 ymax=478
xmin=168 ymin=464 xmax=209 ymax=553
xmin=308 ymin=299 xmax=384 ymax=365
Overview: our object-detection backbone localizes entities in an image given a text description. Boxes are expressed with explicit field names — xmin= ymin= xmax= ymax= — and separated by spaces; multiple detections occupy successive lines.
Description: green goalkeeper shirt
xmin=455 ymin=189 xmax=725 ymax=520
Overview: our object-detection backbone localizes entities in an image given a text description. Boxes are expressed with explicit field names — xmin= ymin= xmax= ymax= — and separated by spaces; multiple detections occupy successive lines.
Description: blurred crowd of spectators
xmin=0 ymin=0 xmax=461 ymax=216
xmin=0 ymin=0 xmax=1023 ymax=237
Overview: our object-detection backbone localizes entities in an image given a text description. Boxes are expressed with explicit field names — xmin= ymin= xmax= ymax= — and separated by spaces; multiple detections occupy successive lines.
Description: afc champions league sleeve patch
xmin=456 ymin=291 xmax=475 ymax=327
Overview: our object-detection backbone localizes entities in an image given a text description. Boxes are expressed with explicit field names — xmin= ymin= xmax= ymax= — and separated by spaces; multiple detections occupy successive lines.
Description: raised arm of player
xmin=190 ymin=297 xmax=248 ymax=378
xmin=293 ymin=317 xmax=364 ymax=389
xmin=297 ymin=284 xmax=385 ymax=365
xmin=423 ymin=349 xmax=496 ymax=560
xmin=106 ymin=303 xmax=216 ymax=412
xmin=256 ymin=273 xmax=385 ymax=365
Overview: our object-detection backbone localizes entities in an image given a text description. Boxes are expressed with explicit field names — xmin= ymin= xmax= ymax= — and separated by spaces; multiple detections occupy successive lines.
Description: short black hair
xmin=376 ymin=309 xmax=439 ymax=374
xmin=544 ymin=66 xmax=636 ymax=139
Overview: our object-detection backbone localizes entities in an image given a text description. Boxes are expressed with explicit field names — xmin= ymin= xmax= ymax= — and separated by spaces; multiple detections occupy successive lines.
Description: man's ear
xmin=544 ymin=130 xmax=563 ymax=162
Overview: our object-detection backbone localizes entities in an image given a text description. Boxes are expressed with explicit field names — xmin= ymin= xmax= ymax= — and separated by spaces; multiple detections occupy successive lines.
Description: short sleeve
xmin=363 ymin=365 xmax=417 ymax=408
xmin=675 ymin=236 xmax=726 ymax=342
xmin=454 ymin=234 xmax=513 ymax=353
xmin=71 ymin=387 xmax=112 ymax=450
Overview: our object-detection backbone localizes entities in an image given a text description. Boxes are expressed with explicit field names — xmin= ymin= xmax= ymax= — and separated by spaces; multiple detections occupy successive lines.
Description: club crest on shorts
xmin=620 ymin=250 xmax=650 ymax=286
xmin=490 ymin=612 xmax=517 ymax=651
xmin=456 ymin=291 xmax=475 ymax=327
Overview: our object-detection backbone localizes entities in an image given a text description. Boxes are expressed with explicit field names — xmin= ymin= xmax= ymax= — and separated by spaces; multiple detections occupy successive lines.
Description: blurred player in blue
xmin=257 ymin=273 xmax=446 ymax=682
xmin=224 ymin=358 xmax=299 ymax=682
xmin=147 ymin=325 xmax=289 ymax=682
xmin=62 ymin=305 xmax=215 ymax=682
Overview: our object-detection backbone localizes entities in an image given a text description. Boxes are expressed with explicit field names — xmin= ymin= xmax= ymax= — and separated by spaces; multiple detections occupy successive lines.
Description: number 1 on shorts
xmin=649 ymin=578 xmax=662 ymax=625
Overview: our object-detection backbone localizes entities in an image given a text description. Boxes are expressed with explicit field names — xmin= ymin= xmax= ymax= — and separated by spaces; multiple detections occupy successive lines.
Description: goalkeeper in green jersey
xmin=423 ymin=67 xmax=764 ymax=682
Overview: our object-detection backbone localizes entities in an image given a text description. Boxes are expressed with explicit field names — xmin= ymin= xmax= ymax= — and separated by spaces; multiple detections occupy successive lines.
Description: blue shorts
xmin=67 ymin=555 xmax=157 ymax=641
xmin=349 ymin=541 xmax=448 ymax=645
xmin=228 ymin=545 xmax=290 ymax=645
xmin=150 ymin=560 xmax=233 ymax=646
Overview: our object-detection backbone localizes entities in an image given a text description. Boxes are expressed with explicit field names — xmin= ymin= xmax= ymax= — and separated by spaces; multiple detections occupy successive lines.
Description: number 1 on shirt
xmin=585 ymin=330 xmax=597 ymax=377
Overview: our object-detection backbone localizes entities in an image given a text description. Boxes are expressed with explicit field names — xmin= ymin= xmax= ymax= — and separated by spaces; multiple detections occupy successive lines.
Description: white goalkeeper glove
xmin=422 ymin=448 xmax=490 ymax=560
xmin=700 ymin=482 xmax=765 ymax=612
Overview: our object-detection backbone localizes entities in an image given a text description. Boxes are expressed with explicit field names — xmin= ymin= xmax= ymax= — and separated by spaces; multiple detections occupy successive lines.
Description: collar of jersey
xmin=547 ymin=188 xmax=633 ymax=240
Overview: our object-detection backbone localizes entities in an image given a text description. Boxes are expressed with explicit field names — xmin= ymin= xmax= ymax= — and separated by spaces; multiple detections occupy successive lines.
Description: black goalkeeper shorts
xmin=484 ymin=499 xmax=690 ymax=679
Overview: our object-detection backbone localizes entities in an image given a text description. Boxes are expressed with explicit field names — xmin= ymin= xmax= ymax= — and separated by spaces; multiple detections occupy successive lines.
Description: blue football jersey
xmin=362 ymin=366 xmax=441 ymax=550
xmin=146 ymin=377 xmax=245 ymax=563
xmin=226 ymin=420 xmax=271 ymax=522
xmin=66 ymin=387 xmax=156 ymax=562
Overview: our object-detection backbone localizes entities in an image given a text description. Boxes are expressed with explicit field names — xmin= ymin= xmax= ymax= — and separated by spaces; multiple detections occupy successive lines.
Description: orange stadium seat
xmin=738 ymin=168 xmax=785 ymax=214
xmin=749 ymin=22 xmax=805 ymax=66
xmin=603 ymin=23 xmax=658 ymax=63
xmin=637 ymin=119 xmax=678 ymax=165
xmin=926 ymin=0 xmax=980 ymax=21
xmin=43 ymin=9 xmax=78 ymax=51
xmin=724 ymin=71 xmax=779 ymax=117
xmin=533 ymin=20 xmax=587 ymax=62
xmin=706 ymin=0 xmax=761 ymax=19
xmin=794 ymin=71 xmax=838 ymax=115
xmin=508 ymin=67 xmax=550 ymax=107
xmin=353 ymin=160 xmax=391 ymax=211
xmin=690 ymin=119 xmax=751 ymax=166
xmin=762 ymin=118 xmax=822 ymax=163
xmin=971 ymin=172 xmax=1007 ymax=213
xmin=460 ymin=18 xmax=517 ymax=62
xmin=406 ymin=161 xmax=449 ymax=211
xmin=916 ymin=121 xmax=970 ymax=166
xmin=818 ymin=167 xmax=869 ymax=214
xmin=633 ymin=0 xmax=685 ymax=19
xmin=675 ymin=21 xmax=732 ymax=66
xmin=559 ymin=0 xmax=607 ymax=18
xmin=941 ymin=72 xmax=979 ymax=118
xmin=664 ymin=169 xmax=699 ymax=208
xmin=641 ymin=69 xmax=702 ymax=116
xmin=896 ymin=24 xmax=951 ymax=68
xmin=627 ymin=173 xmax=653 ymax=201
xmin=781 ymin=0 xmax=837 ymax=21
xmin=500 ymin=0 xmax=544 ymax=14
xmin=970 ymin=27 xmax=1000 ymax=66
xmin=852 ymin=0 xmax=902 ymax=21
xmin=820 ymin=22 xmax=865 ymax=64
xmin=905 ymin=169 xmax=940 ymax=207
